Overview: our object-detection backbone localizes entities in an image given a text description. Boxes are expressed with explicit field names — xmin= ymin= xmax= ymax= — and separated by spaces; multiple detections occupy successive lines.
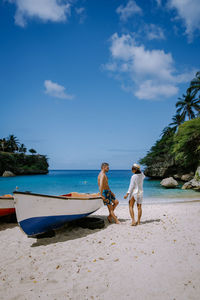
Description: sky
xmin=0 ymin=0 xmax=200 ymax=169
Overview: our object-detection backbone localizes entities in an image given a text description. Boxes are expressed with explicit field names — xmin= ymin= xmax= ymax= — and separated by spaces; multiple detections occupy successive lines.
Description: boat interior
xmin=61 ymin=192 xmax=101 ymax=199
xmin=0 ymin=194 xmax=14 ymax=200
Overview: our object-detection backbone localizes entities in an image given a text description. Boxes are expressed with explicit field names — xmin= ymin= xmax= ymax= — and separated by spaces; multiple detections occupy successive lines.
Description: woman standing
xmin=124 ymin=164 xmax=145 ymax=226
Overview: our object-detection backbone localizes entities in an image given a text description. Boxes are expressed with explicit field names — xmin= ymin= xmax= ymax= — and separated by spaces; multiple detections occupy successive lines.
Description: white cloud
xmin=6 ymin=0 xmax=71 ymax=27
xmin=135 ymin=80 xmax=178 ymax=100
xmin=145 ymin=24 xmax=165 ymax=40
xmin=168 ymin=0 xmax=200 ymax=41
xmin=44 ymin=80 xmax=74 ymax=100
xmin=116 ymin=0 xmax=142 ymax=22
xmin=104 ymin=33 xmax=194 ymax=100
xmin=75 ymin=7 xmax=86 ymax=24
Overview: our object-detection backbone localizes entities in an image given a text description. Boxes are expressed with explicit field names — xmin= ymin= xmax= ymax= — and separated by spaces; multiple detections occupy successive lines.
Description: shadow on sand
xmin=0 ymin=215 xmax=17 ymax=232
xmin=31 ymin=215 xmax=128 ymax=248
xmin=140 ymin=218 xmax=161 ymax=225
xmin=0 ymin=215 xmax=161 ymax=247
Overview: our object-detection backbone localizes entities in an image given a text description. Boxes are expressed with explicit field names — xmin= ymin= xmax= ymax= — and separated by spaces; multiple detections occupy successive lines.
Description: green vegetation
xmin=0 ymin=135 xmax=48 ymax=176
xmin=173 ymin=118 xmax=200 ymax=170
xmin=139 ymin=129 xmax=175 ymax=167
xmin=29 ymin=148 xmax=37 ymax=155
xmin=195 ymin=170 xmax=200 ymax=181
xmin=140 ymin=71 xmax=200 ymax=176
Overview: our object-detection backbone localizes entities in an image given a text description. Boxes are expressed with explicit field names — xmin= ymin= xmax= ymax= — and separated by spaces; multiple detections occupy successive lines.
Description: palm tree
xmin=6 ymin=135 xmax=20 ymax=152
xmin=18 ymin=144 xmax=27 ymax=154
xmin=161 ymin=126 xmax=176 ymax=137
xmin=188 ymin=71 xmax=200 ymax=97
xmin=169 ymin=113 xmax=185 ymax=131
xmin=176 ymin=91 xmax=200 ymax=120
xmin=29 ymin=148 xmax=37 ymax=155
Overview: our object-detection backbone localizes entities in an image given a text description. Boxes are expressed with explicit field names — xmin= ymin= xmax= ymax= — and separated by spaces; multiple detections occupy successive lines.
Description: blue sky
xmin=1 ymin=0 xmax=200 ymax=169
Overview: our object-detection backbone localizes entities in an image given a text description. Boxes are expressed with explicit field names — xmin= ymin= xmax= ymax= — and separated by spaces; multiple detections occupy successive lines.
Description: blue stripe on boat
xmin=19 ymin=212 xmax=93 ymax=236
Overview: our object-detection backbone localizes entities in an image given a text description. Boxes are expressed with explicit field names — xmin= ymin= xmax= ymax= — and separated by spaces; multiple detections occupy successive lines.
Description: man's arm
xmin=110 ymin=191 xmax=115 ymax=197
xmin=99 ymin=175 xmax=106 ymax=200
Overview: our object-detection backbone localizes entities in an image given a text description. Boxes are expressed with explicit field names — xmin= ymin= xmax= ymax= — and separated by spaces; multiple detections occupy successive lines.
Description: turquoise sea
xmin=0 ymin=170 xmax=200 ymax=204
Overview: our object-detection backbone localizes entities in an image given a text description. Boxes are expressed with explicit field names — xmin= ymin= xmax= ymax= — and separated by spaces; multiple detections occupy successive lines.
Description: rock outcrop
xmin=174 ymin=174 xmax=182 ymax=180
xmin=182 ymin=180 xmax=200 ymax=190
xmin=144 ymin=157 xmax=177 ymax=179
xmin=173 ymin=173 xmax=194 ymax=181
xmin=180 ymin=174 xmax=194 ymax=182
xmin=160 ymin=177 xmax=178 ymax=188
xmin=2 ymin=171 xmax=16 ymax=177
xmin=182 ymin=166 xmax=200 ymax=190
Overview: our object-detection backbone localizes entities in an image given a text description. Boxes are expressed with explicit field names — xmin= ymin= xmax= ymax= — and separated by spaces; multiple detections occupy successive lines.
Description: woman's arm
xmin=124 ymin=175 xmax=136 ymax=199
xmin=128 ymin=175 xmax=136 ymax=194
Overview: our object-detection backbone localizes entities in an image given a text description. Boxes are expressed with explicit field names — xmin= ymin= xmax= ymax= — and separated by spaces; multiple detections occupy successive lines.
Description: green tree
xmin=169 ymin=113 xmax=185 ymax=131
xmin=6 ymin=135 xmax=20 ymax=152
xmin=29 ymin=148 xmax=37 ymax=155
xmin=176 ymin=90 xmax=200 ymax=120
xmin=139 ymin=129 xmax=175 ymax=167
xmin=172 ymin=118 xmax=200 ymax=170
xmin=18 ymin=144 xmax=27 ymax=154
xmin=188 ymin=71 xmax=200 ymax=97
xmin=161 ymin=126 xmax=176 ymax=137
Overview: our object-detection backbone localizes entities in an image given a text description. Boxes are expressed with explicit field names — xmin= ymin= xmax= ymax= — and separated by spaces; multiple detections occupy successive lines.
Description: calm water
xmin=0 ymin=170 xmax=199 ymax=204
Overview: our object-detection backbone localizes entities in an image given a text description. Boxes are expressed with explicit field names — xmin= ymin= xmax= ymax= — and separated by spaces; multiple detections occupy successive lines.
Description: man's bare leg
xmin=107 ymin=199 xmax=119 ymax=222
xmin=107 ymin=212 xmax=112 ymax=223
xmin=112 ymin=199 xmax=119 ymax=211
xmin=136 ymin=204 xmax=142 ymax=225
xmin=129 ymin=197 xmax=136 ymax=226
xmin=108 ymin=204 xmax=120 ymax=224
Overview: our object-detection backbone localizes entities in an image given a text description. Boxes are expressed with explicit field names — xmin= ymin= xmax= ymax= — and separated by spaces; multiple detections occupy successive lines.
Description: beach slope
xmin=0 ymin=202 xmax=200 ymax=300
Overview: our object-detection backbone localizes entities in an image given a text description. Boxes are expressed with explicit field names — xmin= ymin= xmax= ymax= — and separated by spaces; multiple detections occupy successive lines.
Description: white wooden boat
xmin=13 ymin=191 xmax=103 ymax=236
xmin=0 ymin=195 xmax=15 ymax=217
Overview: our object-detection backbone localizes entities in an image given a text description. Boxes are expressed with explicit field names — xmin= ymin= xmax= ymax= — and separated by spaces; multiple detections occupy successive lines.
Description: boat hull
xmin=0 ymin=197 xmax=15 ymax=217
xmin=19 ymin=212 xmax=93 ymax=236
xmin=14 ymin=192 xmax=103 ymax=236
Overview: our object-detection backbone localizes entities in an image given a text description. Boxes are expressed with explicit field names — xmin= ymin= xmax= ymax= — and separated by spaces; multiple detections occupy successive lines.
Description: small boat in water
xmin=0 ymin=195 xmax=15 ymax=217
xmin=13 ymin=191 xmax=103 ymax=236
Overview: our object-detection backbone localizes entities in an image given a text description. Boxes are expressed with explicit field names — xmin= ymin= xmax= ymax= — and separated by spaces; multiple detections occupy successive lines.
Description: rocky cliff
xmin=0 ymin=152 xmax=49 ymax=176
xmin=140 ymin=118 xmax=200 ymax=180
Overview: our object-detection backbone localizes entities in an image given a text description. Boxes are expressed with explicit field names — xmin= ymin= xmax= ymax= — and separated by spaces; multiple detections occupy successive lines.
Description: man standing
xmin=98 ymin=162 xmax=120 ymax=224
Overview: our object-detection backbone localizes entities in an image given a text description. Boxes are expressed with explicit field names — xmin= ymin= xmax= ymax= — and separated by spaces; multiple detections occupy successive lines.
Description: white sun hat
xmin=133 ymin=163 xmax=141 ymax=170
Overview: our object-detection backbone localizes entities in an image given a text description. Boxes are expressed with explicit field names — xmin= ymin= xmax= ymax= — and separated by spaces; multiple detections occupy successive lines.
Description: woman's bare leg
xmin=137 ymin=204 xmax=142 ymax=225
xmin=129 ymin=197 xmax=136 ymax=226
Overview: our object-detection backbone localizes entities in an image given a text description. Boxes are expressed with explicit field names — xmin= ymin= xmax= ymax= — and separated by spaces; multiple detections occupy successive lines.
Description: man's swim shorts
xmin=102 ymin=189 xmax=115 ymax=205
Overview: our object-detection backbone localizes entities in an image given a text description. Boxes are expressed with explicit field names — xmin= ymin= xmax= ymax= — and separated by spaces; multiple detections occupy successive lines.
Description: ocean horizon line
xmin=49 ymin=169 xmax=137 ymax=171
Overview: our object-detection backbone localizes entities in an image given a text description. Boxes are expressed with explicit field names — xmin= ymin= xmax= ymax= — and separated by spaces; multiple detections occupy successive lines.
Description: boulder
xmin=182 ymin=179 xmax=200 ymax=190
xmin=2 ymin=171 xmax=16 ymax=177
xmin=181 ymin=174 xmax=194 ymax=182
xmin=182 ymin=166 xmax=200 ymax=190
xmin=160 ymin=177 xmax=178 ymax=188
xmin=174 ymin=174 xmax=182 ymax=180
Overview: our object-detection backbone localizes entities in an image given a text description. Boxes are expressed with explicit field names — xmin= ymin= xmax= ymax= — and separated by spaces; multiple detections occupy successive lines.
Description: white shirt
xmin=127 ymin=173 xmax=145 ymax=196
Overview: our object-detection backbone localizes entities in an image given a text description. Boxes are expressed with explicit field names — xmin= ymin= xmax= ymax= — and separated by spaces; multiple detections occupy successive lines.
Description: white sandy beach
xmin=0 ymin=201 xmax=200 ymax=300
